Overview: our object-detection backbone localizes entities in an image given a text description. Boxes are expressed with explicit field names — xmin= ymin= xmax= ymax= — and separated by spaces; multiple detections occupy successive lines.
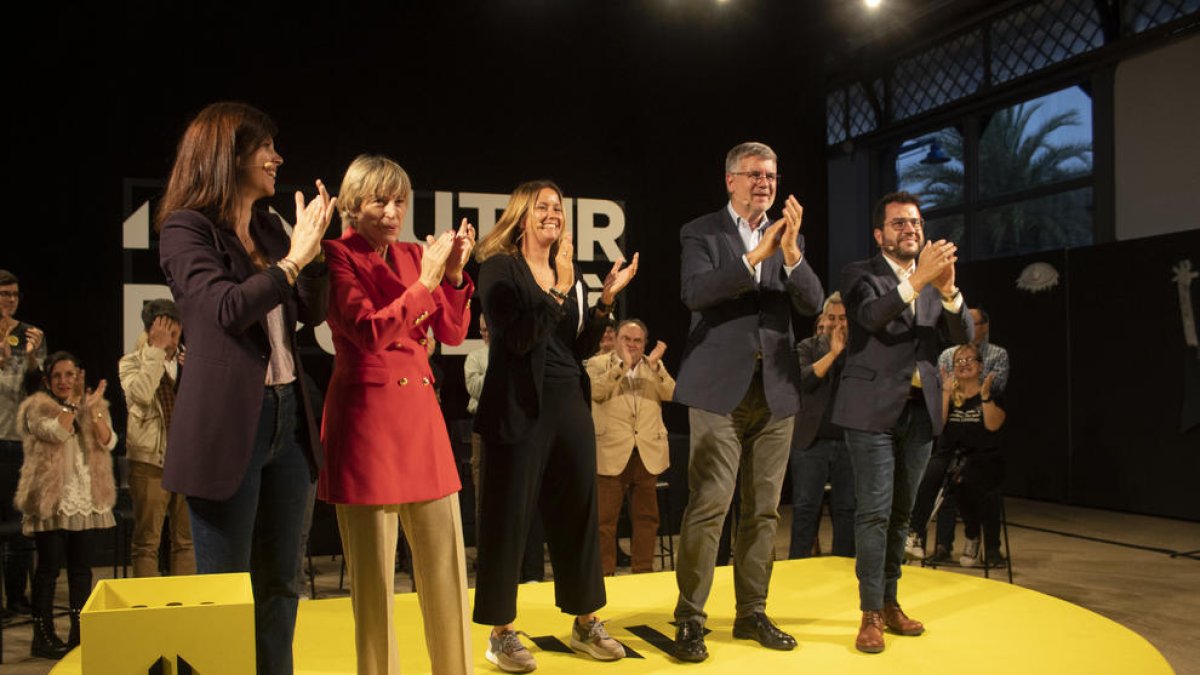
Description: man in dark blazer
xmin=671 ymin=142 xmax=824 ymax=662
xmin=832 ymin=191 xmax=972 ymax=654
xmin=788 ymin=292 xmax=855 ymax=559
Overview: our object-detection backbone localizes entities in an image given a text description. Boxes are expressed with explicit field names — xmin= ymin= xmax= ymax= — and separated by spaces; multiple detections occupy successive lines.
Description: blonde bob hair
xmin=475 ymin=180 xmax=565 ymax=263
xmin=337 ymin=154 xmax=412 ymax=230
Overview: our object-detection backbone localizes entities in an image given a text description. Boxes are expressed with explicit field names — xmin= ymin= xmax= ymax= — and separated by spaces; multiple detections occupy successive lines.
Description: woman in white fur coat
xmin=15 ymin=351 xmax=116 ymax=659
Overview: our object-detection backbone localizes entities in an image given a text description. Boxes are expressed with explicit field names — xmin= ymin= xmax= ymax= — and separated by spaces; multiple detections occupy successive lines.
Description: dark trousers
xmin=32 ymin=529 xmax=94 ymax=616
xmin=789 ymin=437 xmax=856 ymax=558
xmin=1 ymin=440 xmax=34 ymax=606
xmin=909 ymin=450 xmax=959 ymax=550
xmin=188 ymin=384 xmax=311 ymax=675
xmin=957 ymin=450 xmax=1004 ymax=551
xmin=474 ymin=380 xmax=605 ymax=625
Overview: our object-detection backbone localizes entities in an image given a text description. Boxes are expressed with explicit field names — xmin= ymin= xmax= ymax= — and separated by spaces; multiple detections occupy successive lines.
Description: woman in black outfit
xmin=472 ymin=180 xmax=638 ymax=673
xmin=938 ymin=343 xmax=1007 ymax=566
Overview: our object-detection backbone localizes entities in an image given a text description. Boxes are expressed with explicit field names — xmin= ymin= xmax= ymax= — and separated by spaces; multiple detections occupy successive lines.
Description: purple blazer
xmin=158 ymin=209 xmax=328 ymax=500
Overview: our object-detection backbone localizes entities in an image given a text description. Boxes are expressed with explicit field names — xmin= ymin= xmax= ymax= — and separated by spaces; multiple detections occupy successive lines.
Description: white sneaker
xmin=960 ymin=537 xmax=981 ymax=567
xmin=904 ymin=531 xmax=925 ymax=561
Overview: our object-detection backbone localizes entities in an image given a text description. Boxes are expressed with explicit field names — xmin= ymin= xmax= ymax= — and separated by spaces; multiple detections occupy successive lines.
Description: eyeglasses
xmin=731 ymin=171 xmax=780 ymax=184
xmin=0 ymin=291 xmax=21 ymax=300
xmin=953 ymin=358 xmax=982 ymax=366
xmin=885 ymin=217 xmax=924 ymax=231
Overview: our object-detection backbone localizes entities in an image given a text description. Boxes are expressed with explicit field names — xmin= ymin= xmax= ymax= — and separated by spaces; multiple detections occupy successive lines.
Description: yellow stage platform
xmin=52 ymin=557 xmax=1170 ymax=674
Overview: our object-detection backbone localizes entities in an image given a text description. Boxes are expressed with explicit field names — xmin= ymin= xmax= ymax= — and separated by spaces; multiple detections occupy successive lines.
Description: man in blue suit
xmin=832 ymin=191 xmax=972 ymax=654
xmin=671 ymin=142 xmax=824 ymax=662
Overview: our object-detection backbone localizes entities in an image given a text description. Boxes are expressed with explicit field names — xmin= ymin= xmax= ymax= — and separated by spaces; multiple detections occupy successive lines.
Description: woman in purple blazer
xmin=156 ymin=101 xmax=336 ymax=674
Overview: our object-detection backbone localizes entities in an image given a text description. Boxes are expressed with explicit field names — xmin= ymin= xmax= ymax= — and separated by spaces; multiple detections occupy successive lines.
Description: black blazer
xmin=674 ymin=207 xmax=824 ymax=416
xmin=473 ymin=254 xmax=607 ymax=444
xmin=831 ymin=254 xmax=972 ymax=435
xmin=158 ymin=209 xmax=328 ymax=500
xmin=792 ymin=334 xmax=842 ymax=451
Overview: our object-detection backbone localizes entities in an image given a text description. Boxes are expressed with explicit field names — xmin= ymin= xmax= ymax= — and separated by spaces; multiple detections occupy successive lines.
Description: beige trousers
xmin=337 ymin=495 xmax=473 ymax=675
xmin=128 ymin=460 xmax=195 ymax=577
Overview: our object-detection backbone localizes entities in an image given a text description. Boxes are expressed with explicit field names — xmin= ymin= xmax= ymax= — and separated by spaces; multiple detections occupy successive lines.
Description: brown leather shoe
xmin=883 ymin=602 xmax=925 ymax=636
xmin=856 ymin=611 xmax=885 ymax=653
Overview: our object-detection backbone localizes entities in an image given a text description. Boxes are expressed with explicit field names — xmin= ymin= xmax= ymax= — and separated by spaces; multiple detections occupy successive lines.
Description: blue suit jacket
xmin=674 ymin=207 xmax=824 ymax=417
xmin=831 ymin=253 xmax=973 ymax=435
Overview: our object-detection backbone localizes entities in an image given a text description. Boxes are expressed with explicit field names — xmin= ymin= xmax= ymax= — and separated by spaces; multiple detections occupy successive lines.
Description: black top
xmin=939 ymin=392 xmax=1005 ymax=453
xmin=473 ymin=254 xmax=608 ymax=444
xmin=816 ymin=352 xmax=846 ymax=441
xmin=544 ymin=298 xmax=582 ymax=383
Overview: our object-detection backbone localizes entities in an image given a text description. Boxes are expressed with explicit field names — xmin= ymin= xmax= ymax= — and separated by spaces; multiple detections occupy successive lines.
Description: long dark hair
xmin=155 ymin=102 xmax=278 ymax=231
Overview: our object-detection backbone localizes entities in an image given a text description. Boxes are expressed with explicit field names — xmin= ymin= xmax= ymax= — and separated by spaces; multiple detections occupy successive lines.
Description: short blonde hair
xmin=475 ymin=179 xmax=565 ymax=263
xmin=337 ymin=155 xmax=412 ymax=230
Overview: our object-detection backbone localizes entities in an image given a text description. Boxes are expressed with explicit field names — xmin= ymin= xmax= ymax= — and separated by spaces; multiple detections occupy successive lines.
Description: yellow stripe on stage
xmin=53 ymin=557 xmax=1171 ymax=674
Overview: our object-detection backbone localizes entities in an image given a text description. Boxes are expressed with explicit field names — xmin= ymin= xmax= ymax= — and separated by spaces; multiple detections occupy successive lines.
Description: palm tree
xmin=901 ymin=101 xmax=1093 ymax=258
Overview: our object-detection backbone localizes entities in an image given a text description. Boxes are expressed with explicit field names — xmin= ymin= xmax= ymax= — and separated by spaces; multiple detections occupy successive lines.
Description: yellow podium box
xmin=80 ymin=572 xmax=255 ymax=674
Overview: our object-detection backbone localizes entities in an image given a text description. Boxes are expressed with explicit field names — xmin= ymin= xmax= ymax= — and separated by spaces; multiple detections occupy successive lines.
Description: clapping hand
xmin=981 ymin=372 xmax=996 ymax=399
xmin=940 ymin=366 xmax=954 ymax=392
xmin=829 ymin=324 xmax=846 ymax=355
xmin=552 ymin=233 xmax=576 ymax=298
xmin=914 ymin=240 xmax=957 ymax=293
xmin=444 ymin=218 xmax=477 ymax=287
xmin=646 ymin=341 xmax=667 ymax=370
xmin=780 ymin=195 xmax=804 ymax=267
xmin=419 ymin=230 xmax=456 ymax=292
xmin=287 ymin=180 xmax=338 ymax=267
xmin=600 ymin=253 xmax=639 ymax=306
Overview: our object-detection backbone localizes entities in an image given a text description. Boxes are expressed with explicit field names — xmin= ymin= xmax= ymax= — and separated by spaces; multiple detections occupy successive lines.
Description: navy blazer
xmin=158 ymin=209 xmax=328 ymax=500
xmin=831 ymin=254 xmax=972 ymax=435
xmin=473 ymin=254 xmax=607 ymax=444
xmin=674 ymin=207 xmax=824 ymax=417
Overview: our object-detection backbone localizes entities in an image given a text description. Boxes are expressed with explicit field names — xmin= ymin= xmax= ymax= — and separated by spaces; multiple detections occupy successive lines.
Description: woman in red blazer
xmin=319 ymin=155 xmax=475 ymax=675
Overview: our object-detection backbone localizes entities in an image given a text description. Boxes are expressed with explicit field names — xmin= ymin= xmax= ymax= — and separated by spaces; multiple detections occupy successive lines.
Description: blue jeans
xmin=188 ymin=384 xmax=312 ymax=675
xmin=789 ymin=437 xmax=856 ymax=558
xmin=845 ymin=400 xmax=933 ymax=611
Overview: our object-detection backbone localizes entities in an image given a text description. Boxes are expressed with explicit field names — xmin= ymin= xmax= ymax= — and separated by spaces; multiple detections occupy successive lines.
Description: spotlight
xmin=865 ymin=0 xmax=882 ymax=8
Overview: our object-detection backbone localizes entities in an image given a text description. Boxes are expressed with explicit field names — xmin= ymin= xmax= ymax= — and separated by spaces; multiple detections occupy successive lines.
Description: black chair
xmin=655 ymin=480 xmax=675 ymax=571
xmin=111 ymin=457 xmax=134 ymax=579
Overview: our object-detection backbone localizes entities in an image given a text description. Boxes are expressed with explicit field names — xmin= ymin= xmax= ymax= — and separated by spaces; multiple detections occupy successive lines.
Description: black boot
xmin=67 ymin=607 xmax=81 ymax=649
xmin=31 ymin=614 xmax=69 ymax=660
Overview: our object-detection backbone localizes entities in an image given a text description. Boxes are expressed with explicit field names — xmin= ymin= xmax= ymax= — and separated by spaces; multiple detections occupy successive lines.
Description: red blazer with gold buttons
xmin=318 ymin=231 xmax=473 ymax=505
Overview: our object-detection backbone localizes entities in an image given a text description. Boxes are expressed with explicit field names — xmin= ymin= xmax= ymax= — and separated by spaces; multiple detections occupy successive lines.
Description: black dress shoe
xmin=674 ymin=619 xmax=708 ymax=662
xmin=733 ymin=612 xmax=797 ymax=651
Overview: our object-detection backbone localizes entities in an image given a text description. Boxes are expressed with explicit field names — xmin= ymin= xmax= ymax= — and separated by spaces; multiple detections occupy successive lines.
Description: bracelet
xmin=278 ymin=259 xmax=300 ymax=284
xmin=548 ymin=287 xmax=569 ymax=302
xmin=981 ymin=397 xmax=992 ymax=403
xmin=594 ymin=298 xmax=613 ymax=315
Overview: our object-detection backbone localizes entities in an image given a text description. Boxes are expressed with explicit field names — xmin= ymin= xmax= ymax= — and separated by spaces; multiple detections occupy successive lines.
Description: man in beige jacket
xmin=118 ymin=299 xmax=195 ymax=577
xmin=587 ymin=319 xmax=675 ymax=575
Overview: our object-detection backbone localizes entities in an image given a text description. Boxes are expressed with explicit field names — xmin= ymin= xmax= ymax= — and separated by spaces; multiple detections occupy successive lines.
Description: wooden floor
xmin=3 ymin=496 xmax=1198 ymax=674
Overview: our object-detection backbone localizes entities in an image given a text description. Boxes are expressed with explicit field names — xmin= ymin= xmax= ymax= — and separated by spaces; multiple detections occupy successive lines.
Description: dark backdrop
xmin=956 ymin=229 xmax=1200 ymax=520
xmin=6 ymin=3 xmax=1195 ymax=534
xmin=4 ymin=1 xmax=829 ymax=417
